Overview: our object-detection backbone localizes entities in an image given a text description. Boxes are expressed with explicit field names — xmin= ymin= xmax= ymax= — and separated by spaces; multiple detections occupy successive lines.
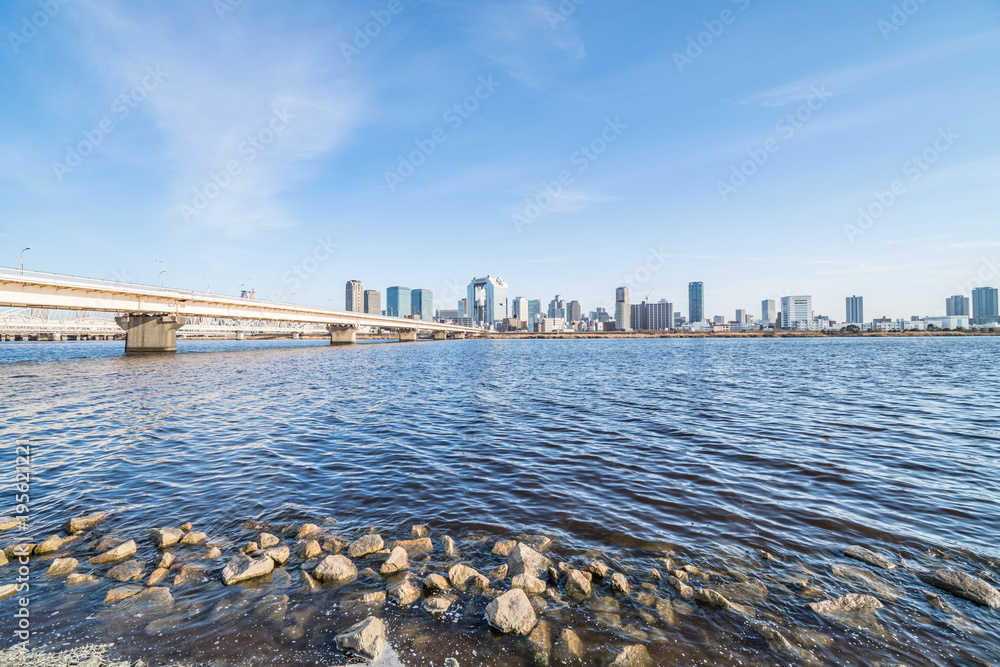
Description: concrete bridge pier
xmin=328 ymin=324 xmax=357 ymax=345
xmin=452 ymin=332 xmax=466 ymax=339
xmin=292 ymin=332 xmax=301 ymax=340
xmin=115 ymin=315 xmax=187 ymax=353
xmin=235 ymin=332 xmax=246 ymax=340
xmin=398 ymin=329 xmax=417 ymax=343
xmin=433 ymin=331 xmax=447 ymax=341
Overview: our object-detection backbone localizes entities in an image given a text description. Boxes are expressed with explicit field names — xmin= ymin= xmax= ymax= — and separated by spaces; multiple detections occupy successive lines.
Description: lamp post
xmin=19 ymin=248 xmax=30 ymax=275
xmin=155 ymin=259 xmax=165 ymax=288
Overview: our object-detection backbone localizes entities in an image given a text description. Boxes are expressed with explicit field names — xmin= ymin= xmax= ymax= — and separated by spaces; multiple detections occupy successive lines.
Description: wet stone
xmin=313 ymin=554 xmax=357 ymax=584
xmin=34 ymin=534 xmax=66 ymax=555
xmin=588 ymin=560 xmax=610 ymax=578
xmin=259 ymin=533 xmax=280 ymax=548
xmin=423 ymin=573 xmax=451 ymax=591
xmin=509 ymin=543 xmax=552 ymax=579
xmin=66 ymin=573 xmax=99 ymax=586
xmin=512 ymin=573 xmax=546 ymax=594
xmin=919 ymin=569 xmax=1000 ymax=608
xmin=297 ymin=523 xmax=320 ymax=540
xmin=105 ymin=585 xmax=143 ymax=604
xmin=151 ymin=527 xmax=183 ymax=548
xmin=387 ymin=575 xmax=422 ymax=607
xmin=64 ymin=513 xmax=105 ymax=534
xmin=448 ymin=563 xmax=489 ymax=592
xmin=300 ymin=539 xmax=321 ymax=559
xmin=263 ymin=546 xmax=290 ymax=566
xmin=608 ymin=644 xmax=652 ymax=667
xmin=45 ymin=557 xmax=78 ymax=578
xmin=175 ymin=563 xmax=207 ymax=586
xmin=552 ymin=628 xmax=584 ymax=662
xmin=391 ymin=537 xmax=433 ymax=554
xmin=808 ymin=593 xmax=883 ymax=616
xmin=493 ymin=539 xmax=517 ymax=556
xmin=180 ymin=531 xmax=207 ymax=546
xmin=610 ymin=572 xmax=630 ymax=595
xmin=147 ymin=567 xmax=170 ymax=587
xmin=411 ymin=524 xmax=430 ymax=538
xmin=441 ymin=535 xmax=457 ymax=557
xmin=106 ymin=559 xmax=145 ymax=582
xmin=380 ymin=546 xmax=409 ymax=575
xmin=424 ymin=596 xmax=453 ymax=613
xmin=221 ymin=553 xmax=274 ymax=585
xmin=485 ymin=588 xmax=537 ymax=635
xmin=566 ymin=569 xmax=593 ymax=599
xmin=349 ymin=534 xmax=384 ymax=558
xmin=336 ymin=616 xmax=386 ymax=660
xmin=91 ymin=540 xmax=137 ymax=564
xmin=844 ymin=545 xmax=897 ymax=570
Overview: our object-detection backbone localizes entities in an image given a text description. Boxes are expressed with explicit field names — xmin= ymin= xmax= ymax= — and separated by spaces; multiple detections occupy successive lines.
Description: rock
xmin=588 ymin=561 xmax=610 ymax=578
xmin=655 ymin=597 xmax=677 ymax=625
xmin=147 ymin=567 xmax=170 ymax=586
xmin=107 ymin=559 xmax=145 ymax=582
xmin=66 ymin=573 xmax=99 ymax=586
xmin=441 ymin=535 xmax=458 ymax=557
xmin=105 ymin=585 xmax=143 ymax=603
xmin=527 ymin=618 xmax=552 ymax=665
xmin=349 ymin=590 xmax=387 ymax=604
xmin=0 ymin=552 xmax=7 ymax=567
xmin=336 ymin=616 xmax=386 ymax=660
xmin=263 ymin=546 xmax=290 ymax=566
xmin=64 ymin=513 xmax=105 ymax=534
xmin=390 ymin=537 xmax=433 ymax=554
xmin=259 ymin=533 xmax=280 ymax=548
xmin=424 ymin=596 xmax=453 ymax=613
xmin=297 ymin=523 xmax=320 ymax=540
xmin=151 ymin=527 xmax=184 ymax=548
xmin=512 ymin=573 xmax=546 ymax=594
xmin=34 ymin=534 xmax=65 ymax=555
xmin=180 ymin=522 xmax=193 ymax=531
xmin=0 ymin=584 xmax=19 ymax=601
xmin=301 ymin=570 xmax=321 ymax=593
xmin=919 ymin=569 xmax=1000 ymax=608
xmin=668 ymin=575 xmax=694 ymax=598
xmin=281 ymin=625 xmax=305 ymax=642
xmin=349 ymin=534 xmax=384 ymax=558
xmin=114 ymin=586 xmax=174 ymax=614
xmin=566 ymin=569 xmax=592 ymax=599
xmin=608 ymin=645 xmax=652 ymax=667
xmin=844 ymin=545 xmax=896 ymax=570
xmin=493 ymin=540 xmax=517 ymax=556
xmin=808 ymin=593 xmax=883 ymax=616
xmin=221 ymin=553 xmax=274 ymax=585
xmin=45 ymin=557 xmax=78 ymax=577
xmin=0 ymin=517 xmax=20 ymax=531
xmin=412 ymin=524 xmax=430 ymax=538
xmin=509 ymin=543 xmax=552 ymax=579
xmin=174 ymin=563 xmax=206 ymax=586
xmin=313 ymin=554 xmax=357 ymax=584
xmin=552 ymin=628 xmax=584 ymax=661
xmin=695 ymin=588 xmax=756 ymax=616
xmin=610 ymin=572 xmax=630 ymax=595
xmin=649 ymin=568 xmax=662 ymax=581
xmin=491 ymin=564 xmax=509 ymax=580
xmin=448 ymin=563 xmax=489 ymax=592
xmin=181 ymin=531 xmax=207 ymax=545
xmin=755 ymin=624 xmax=817 ymax=664
xmin=91 ymin=539 xmax=137 ymax=564
xmin=444 ymin=660 xmax=460 ymax=667
xmin=300 ymin=539 xmax=321 ymax=559
xmin=3 ymin=543 xmax=34 ymax=559
xmin=204 ymin=546 xmax=222 ymax=559
xmin=381 ymin=546 xmax=409 ymax=575
xmin=254 ymin=593 xmax=289 ymax=624
xmin=158 ymin=552 xmax=175 ymax=569
xmin=244 ymin=542 xmax=259 ymax=553
xmin=323 ymin=536 xmax=348 ymax=553
xmin=423 ymin=573 xmax=451 ymax=591
xmin=388 ymin=575 xmax=422 ymax=606
xmin=485 ymin=588 xmax=537 ymax=635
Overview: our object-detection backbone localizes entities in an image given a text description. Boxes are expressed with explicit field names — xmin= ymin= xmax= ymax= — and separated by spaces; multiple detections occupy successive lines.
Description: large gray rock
xmin=45 ymin=557 xmax=78 ymax=578
xmin=151 ymin=527 xmax=184 ymax=547
xmin=263 ymin=546 xmax=290 ymax=565
xmin=336 ymin=616 xmax=386 ymax=660
xmin=381 ymin=546 xmax=409 ymax=575
xmin=608 ymin=645 xmax=652 ymax=666
xmin=919 ymin=569 xmax=1000 ymax=608
xmin=314 ymin=554 xmax=357 ymax=584
xmin=843 ymin=545 xmax=896 ymax=570
xmin=64 ymin=512 xmax=105 ymax=534
xmin=441 ymin=535 xmax=458 ymax=557
xmin=448 ymin=563 xmax=489 ymax=591
xmin=91 ymin=540 xmax=137 ymax=564
xmin=349 ymin=534 xmax=384 ymax=558
xmin=508 ymin=543 xmax=552 ymax=579
xmin=221 ymin=553 xmax=274 ymax=585
xmin=106 ymin=559 xmax=145 ymax=582
xmin=808 ymin=593 xmax=883 ymax=616
xmin=566 ymin=569 xmax=592 ymax=599
xmin=485 ymin=588 xmax=537 ymax=635
xmin=33 ymin=534 xmax=66 ymax=555
xmin=552 ymin=628 xmax=584 ymax=662
xmin=387 ymin=575 xmax=421 ymax=607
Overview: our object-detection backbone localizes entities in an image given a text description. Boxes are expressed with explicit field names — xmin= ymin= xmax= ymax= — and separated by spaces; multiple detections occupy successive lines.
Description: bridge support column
xmin=452 ymin=332 xmax=466 ymax=339
xmin=398 ymin=329 xmax=417 ymax=343
xmin=433 ymin=331 xmax=447 ymax=341
xmin=328 ymin=324 xmax=357 ymax=345
xmin=235 ymin=332 xmax=246 ymax=340
xmin=115 ymin=315 xmax=186 ymax=353
xmin=292 ymin=332 xmax=301 ymax=340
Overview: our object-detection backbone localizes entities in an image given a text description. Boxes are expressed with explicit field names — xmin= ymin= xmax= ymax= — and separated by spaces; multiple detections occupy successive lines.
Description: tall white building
xmin=345 ymin=280 xmax=364 ymax=312
xmin=512 ymin=297 xmax=530 ymax=321
xmin=467 ymin=276 xmax=508 ymax=327
xmin=780 ymin=295 xmax=813 ymax=329
xmin=615 ymin=287 xmax=630 ymax=331
xmin=761 ymin=299 xmax=776 ymax=325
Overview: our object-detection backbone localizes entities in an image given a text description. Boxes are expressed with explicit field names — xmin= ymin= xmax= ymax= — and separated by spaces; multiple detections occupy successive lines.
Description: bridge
xmin=0 ymin=267 xmax=479 ymax=352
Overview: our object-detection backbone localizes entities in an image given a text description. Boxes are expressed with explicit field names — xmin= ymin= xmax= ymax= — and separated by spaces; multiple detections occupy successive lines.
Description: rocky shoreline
xmin=2 ymin=512 xmax=998 ymax=665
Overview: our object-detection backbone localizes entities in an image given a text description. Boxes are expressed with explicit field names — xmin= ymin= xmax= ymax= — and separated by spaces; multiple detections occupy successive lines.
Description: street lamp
xmin=19 ymin=248 xmax=30 ymax=275
xmin=155 ymin=259 xmax=165 ymax=288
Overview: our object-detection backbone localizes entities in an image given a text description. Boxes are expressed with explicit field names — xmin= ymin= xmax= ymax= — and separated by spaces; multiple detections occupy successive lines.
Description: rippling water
xmin=1 ymin=337 xmax=998 ymax=666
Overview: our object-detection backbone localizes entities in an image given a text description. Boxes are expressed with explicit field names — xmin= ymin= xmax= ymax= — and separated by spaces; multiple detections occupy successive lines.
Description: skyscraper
xmin=688 ymin=282 xmax=704 ymax=325
xmin=458 ymin=298 xmax=467 ymax=317
xmin=736 ymin=309 xmax=751 ymax=325
xmin=512 ymin=297 xmax=529 ymax=321
xmin=467 ymin=276 xmax=509 ymax=327
xmin=548 ymin=295 xmax=567 ymax=319
xmin=780 ymin=295 xmax=813 ymax=329
xmin=345 ymin=280 xmax=363 ymax=312
xmin=411 ymin=289 xmax=433 ymax=322
xmin=364 ymin=290 xmax=381 ymax=315
xmin=630 ymin=303 xmax=643 ymax=330
xmin=386 ymin=286 xmax=411 ymax=318
xmin=846 ymin=295 xmax=864 ymax=324
xmin=972 ymin=287 xmax=999 ymax=325
xmin=568 ymin=300 xmax=582 ymax=322
xmin=615 ymin=287 xmax=630 ymax=331
xmin=946 ymin=295 xmax=970 ymax=317
xmin=527 ymin=300 xmax=541 ymax=321
xmin=646 ymin=300 xmax=673 ymax=330
xmin=761 ymin=299 xmax=776 ymax=325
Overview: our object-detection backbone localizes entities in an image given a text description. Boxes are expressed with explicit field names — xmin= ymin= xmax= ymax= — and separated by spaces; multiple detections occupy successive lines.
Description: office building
xmin=363 ymin=290 xmax=381 ymax=315
xmin=458 ymin=298 xmax=467 ymax=317
xmin=548 ymin=295 xmax=567 ymax=319
xmin=568 ymin=300 xmax=582 ymax=322
xmin=761 ymin=299 xmax=776 ymax=325
xmin=646 ymin=300 xmax=673 ymax=331
xmin=345 ymin=280 xmax=364 ymax=312
xmin=436 ymin=309 xmax=460 ymax=320
xmin=512 ymin=297 xmax=529 ymax=321
xmin=386 ymin=286 xmax=411 ymax=318
xmin=946 ymin=295 xmax=970 ymax=317
xmin=972 ymin=287 xmax=999 ymax=325
xmin=527 ymin=300 xmax=541 ymax=321
xmin=410 ymin=289 xmax=432 ymax=322
xmin=615 ymin=287 xmax=630 ymax=331
xmin=630 ymin=303 xmax=643 ymax=330
xmin=846 ymin=295 xmax=864 ymax=324
xmin=780 ymin=295 xmax=813 ymax=329
xmin=689 ymin=282 xmax=704 ymax=324
xmin=467 ymin=276 xmax=509 ymax=327
xmin=595 ymin=307 xmax=611 ymax=323
xmin=736 ymin=309 xmax=752 ymax=326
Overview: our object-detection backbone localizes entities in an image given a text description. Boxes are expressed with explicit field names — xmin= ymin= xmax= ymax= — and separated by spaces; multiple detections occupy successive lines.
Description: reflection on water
xmin=1 ymin=337 xmax=998 ymax=665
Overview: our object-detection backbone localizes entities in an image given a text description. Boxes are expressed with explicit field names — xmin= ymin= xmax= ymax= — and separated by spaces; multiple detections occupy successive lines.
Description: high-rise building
xmin=761 ymin=299 xmax=776 ymax=325
xmin=595 ymin=307 xmax=611 ymax=323
xmin=646 ymin=300 xmax=673 ymax=330
xmin=735 ymin=309 xmax=752 ymax=326
xmin=946 ymin=295 xmax=971 ymax=317
xmin=467 ymin=276 xmax=509 ymax=327
xmin=630 ymin=303 xmax=643 ymax=330
xmin=458 ymin=298 xmax=467 ymax=317
xmin=615 ymin=287 xmax=630 ymax=331
xmin=568 ymin=300 xmax=582 ymax=322
xmin=972 ymin=287 xmax=999 ymax=325
xmin=364 ymin=290 xmax=381 ymax=315
xmin=527 ymin=300 xmax=541 ymax=321
xmin=512 ymin=297 xmax=529 ymax=321
xmin=345 ymin=280 xmax=364 ymax=312
xmin=846 ymin=295 xmax=864 ymax=324
xmin=689 ymin=282 xmax=704 ymax=324
xmin=548 ymin=295 xmax=567 ymax=319
xmin=780 ymin=295 xmax=813 ymax=329
xmin=386 ymin=286 xmax=411 ymax=318
xmin=411 ymin=289 xmax=433 ymax=322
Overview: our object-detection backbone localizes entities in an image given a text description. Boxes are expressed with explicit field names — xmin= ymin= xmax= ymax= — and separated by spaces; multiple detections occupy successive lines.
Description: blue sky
xmin=1 ymin=0 xmax=998 ymax=320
